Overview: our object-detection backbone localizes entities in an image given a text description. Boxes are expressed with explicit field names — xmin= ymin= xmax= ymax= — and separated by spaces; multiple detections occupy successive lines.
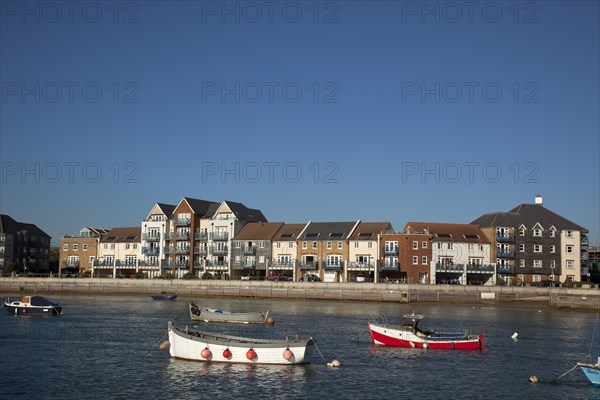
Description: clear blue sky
xmin=1 ymin=1 xmax=598 ymax=246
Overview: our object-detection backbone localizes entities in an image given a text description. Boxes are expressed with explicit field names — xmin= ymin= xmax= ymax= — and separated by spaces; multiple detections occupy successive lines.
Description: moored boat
xmin=151 ymin=294 xmax=177 ymax=300
xmin=167 ymin=321 xmax=315 ymax=364
xmin=3 ymin=295 xmax=63 ymax=315
xmin=368 ymin=313 xmax=483 ymax=350
xmin=577 ymin=357 xmax=600 ymax=387
xmin=189 ymin=302 xmax=272 ymax=324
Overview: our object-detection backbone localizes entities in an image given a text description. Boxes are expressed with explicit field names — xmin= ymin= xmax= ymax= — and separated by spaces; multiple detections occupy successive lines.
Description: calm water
xmin=1 ymin=294 xmax=599 ymax=399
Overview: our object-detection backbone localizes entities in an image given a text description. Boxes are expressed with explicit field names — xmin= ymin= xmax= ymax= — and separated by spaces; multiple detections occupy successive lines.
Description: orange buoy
xmin=223 ymin=348 xmax=232 ymax=359
xmin=246 ymin=348 xmax=257 ymax=361
xmin=283 ymin=348 xmax=294 ymax=361
xmin=201 ymin=347 xmax=212 ymax=359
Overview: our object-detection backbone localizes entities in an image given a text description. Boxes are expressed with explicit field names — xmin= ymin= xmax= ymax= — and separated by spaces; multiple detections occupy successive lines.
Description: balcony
xmin=211 ymin=246 xmax=229 ymax=255
xmin=138 ymin=260 xmax=160 ymax=267
xmin=195 ymin=232 xmax=208 ymax=240
xmin=165 ymin=261 xmax=189 ymax=269
xmin=271 ymin=262 xmax=294 ymax=270
xmin=62 ymin=261 xmax=80 ymax=268
xmin=164 ymin=247 xmax=175 ymax=254
xmin=175 ymin=247 xmax=190 ymax=255
xmin=299 ymin=261 xmax=318 ymax=270
xmin=323 ymin=262 xmax=343 ymax=271
xmin=379 ymin=262 xmax=399 ymax=271
xmin=581 ymin=236 xmax=589 ymax=247
xmin=242 ymin=246 xmax=256 ymax=255
xmin=496 ymin=234 xmax=515 ymax=243
xmin=205 ymin=261 xmax=228 ymax=270
xmin=466 ymin=264 xmax=495 ymax=273
xmin=496 ymin=250 xmax=515 ymax=259
xmin=167 ymin=232 xmax=190 ymax=240
xmin=142 ymin=247 xmax=160 ymax=255
xmin=115 ymin=260 xmax=137 ymax=267
xmin=435 ymin=263 xmax=464 ymax=272
xmin=193 ymin=262 xmax=204 ymax=270
xmin=210 ymin=232 xmax=229 ymax=241
xmin=93 ymin=260 xmax=114 ymax=267
xmin=142 ymin=233 xmax=161 ymax=241
xmin=497 ymin=265 xmax=516 ymax=275
xmin=383 ymin=247 xmax=398 ymax=255
xmin=194 ymin=246 xmax=207 ymax=255
xmin=234 ymin=261 xmax=256 ymax=269
xmin=347 ymin=262 xmax=375 ymax=270
xmin=172 ymin=219 xmax=191 ymax=227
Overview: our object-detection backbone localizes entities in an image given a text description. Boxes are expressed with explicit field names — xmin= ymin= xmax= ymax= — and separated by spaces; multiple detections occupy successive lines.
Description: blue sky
xmin=1 ymin=0 xmax=598 ymax=245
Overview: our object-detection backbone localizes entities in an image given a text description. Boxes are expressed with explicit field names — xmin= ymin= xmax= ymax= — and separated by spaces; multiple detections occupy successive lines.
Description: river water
xmin=0 ymin=294 xmax=598 ymax=399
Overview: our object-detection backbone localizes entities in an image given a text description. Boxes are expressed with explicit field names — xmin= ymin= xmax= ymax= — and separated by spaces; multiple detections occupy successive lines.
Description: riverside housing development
xmin=1 ymin=195 xmax=594 ymax=286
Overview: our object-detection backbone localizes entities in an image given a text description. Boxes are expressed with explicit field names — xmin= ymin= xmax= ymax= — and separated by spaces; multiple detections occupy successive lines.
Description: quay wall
xmin=1 ymin=278 xmax=599 ymax=310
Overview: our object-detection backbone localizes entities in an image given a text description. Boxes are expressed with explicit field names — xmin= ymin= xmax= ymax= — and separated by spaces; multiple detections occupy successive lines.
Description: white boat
xmin=189 ymin=302 xmax=272 ymax=324
xmin=3 ymin=295 xmax=62 ymax=315
xmin=167 ymin=321 xmax=315 ymax=364
xmin=577 ymin=357 xmax=600 ymax=387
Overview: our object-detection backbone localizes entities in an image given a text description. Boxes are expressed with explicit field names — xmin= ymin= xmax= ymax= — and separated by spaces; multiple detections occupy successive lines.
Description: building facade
xmin=0 ymin=214 xmax=51 ymax=274
xmin=59 ymin=227 xmax=107 ymax=276
xmin=231 ymin=222 xmax=284 ymax=279
xmin=348 ymin=222 xmax=392 ymax=282
xmin=94 ymin=227 xmax=142 ymax=278
xmin=270 ymin=223 xmax=308 ymax=281
xmin=140 ymin=203 xmax=175 ymax=278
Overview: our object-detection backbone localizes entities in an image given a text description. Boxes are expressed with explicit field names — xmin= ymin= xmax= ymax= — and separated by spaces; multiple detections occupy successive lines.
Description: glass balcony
xmin=142 ymin=247 xmax=160 ymax=255
xmin=497 ymin=265 xmax=516 ymax=275
xmin=383 ymin=247 xmax=398 ymax=255
xmin=210 ymin=232 xmax=229 ymax=240
xmin=142 ymin=233 xmax=161 ymax=241
xmin=496 ymin=234 xmax=515 ymax=243
xmin=496 ymin=250 xmax=515 ymax=258
xmin=299 ymin=261 xmax=318 ymax=270
xmin=172 ymin=219 xmax=191 ymax=226
xmin=466 ymin=264 xmax=495 ymax=273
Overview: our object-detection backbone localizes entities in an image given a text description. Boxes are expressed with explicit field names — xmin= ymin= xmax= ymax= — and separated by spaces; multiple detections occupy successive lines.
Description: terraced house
xmin=231 ymin=222 xmax=284 ymax=279
xmin=348 ymin=222 xmax=393 ymax=282
xmin=472 ymin=195 xmax=588 ymax=285
xmin=94 ymin=227 xmax=142 ymax=278
xmin=378 ymin=227 xmax=434 ymax=284
xmin=270 ymin=223 xmax=307 ymax=280
xmin=59 ymin=227 xmax=107 ymax=276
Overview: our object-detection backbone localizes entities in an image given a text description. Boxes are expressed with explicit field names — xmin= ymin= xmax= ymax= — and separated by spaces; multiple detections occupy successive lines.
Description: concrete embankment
xmin=1 ymin=278 xmax=599 ymax=310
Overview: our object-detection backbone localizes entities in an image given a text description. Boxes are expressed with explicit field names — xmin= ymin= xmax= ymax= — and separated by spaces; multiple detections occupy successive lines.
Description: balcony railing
xmin=195 ymin=232 xmax=208 ymax=240
xmin=142 ymin=233 xmax=161 ymax=241
xmin=93 ymin=260 xmax=114 ymax=267
xmin=115 ymin=260 xmax=137 ymax=267
xmin=271 ymin=262 xmax=294 ymax=269
xmin=172 ymin=219 xmax=191 ymax=226
xmin=379 ymin=262 xmax=399 ymax=271
xmin=210 ymin=246 xmax=229 ymax=255
xmin=496 ymin=234 xmax=515 ymax=243
xmin=496 ymin=250 xmax=515 ymax=258
xmin=205 ymin=261 xmax=228 ymax=269
xmin=299 ymin=261 xmax=318 ymax=270
xmin=62 ymin=261 xmax=80 ymax=268
xmin=435 ymin=263 xmax=464 ymax=272
xmin=142 ymin=247 xmax=160 ymax=255
xmin=164 ymin=247 xmax=175 ymax=254
xmin=581 ymin=253 xmax=589 ymax=261
xmin=323 ymin=263 xmax=342 ymax=270
xmin=167 ymin=232 xmax=190 ymax=240
xmin=194 ymin=247 xmax=208 ymax=255
xmin=193 ymin=262 xmax=204 ymax=270
xmin=497 ymin=265 xmax=516 ymax=275
xmin=165 ymin=261 xmax=189 ymax=269
xmin=466 ymin=264 xmax=495 ymax=273
xmin=210 ymin=232 xmax=229 ymax=241
xmin=175 ymin=247 xmax=190 ymax=254
xmin=347 ymin=262 xmax=375 ymax=270
xmin=138 ymin=260 xmax=160 ymax=267
xmin=242 ymin=246 xmax=256 ymax=255
xmin=581 ymin=236 xmax=589 ymax=246
xmin=234 ymin=261 xmax=256 ymax=269
xmin=383 ymin=247 xmax=398 ymax=255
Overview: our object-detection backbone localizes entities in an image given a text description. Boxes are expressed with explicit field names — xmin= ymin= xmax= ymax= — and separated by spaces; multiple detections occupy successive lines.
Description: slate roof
xmin=222 ymin=201 xmax=268 ymax=222
xmin=472 ymin=203 xmax=586 ymax=232
xmin=233 ymin=222 xmax=285 ymax=241
xmin=349 ymin=222 xmax=393 ymax=240
xmin=405 ymin=222 xmax=489 ymax=243
xmin=100 ymin=227 xmax=142 ymax=243
xmin=298 ymin=221 xmax=359 ymax=241
xmin=0 ymin=214 xmax=50 ymax=238
xmin=272 ymin=223 xmax=308 ymax=241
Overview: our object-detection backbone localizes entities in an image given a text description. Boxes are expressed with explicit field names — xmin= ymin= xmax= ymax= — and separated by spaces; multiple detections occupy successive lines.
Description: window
xmin=236 ymin=242 xmax=241 ymax=248
xmin=550 ymin=245 xmax=555 ymax=253
xmin=412 ymin=256 xmax=418 ymax=265
xmin=533 ymin=245 xmax=542 ymax=253
xmin=448 ymin=243 xmax=453 ymax=250
xmin=437 ymin=243 xmax=442 ymax=250
xmin=550 ymin=229 xmax=556 ymax=238
xmin=533 ymin=275 xmax=541 ymax=283
xmin=338 ymin=241 xmax=343 ymax=249
xmin=259 ymin=241 xmax=265 ymax=249
xmin=385 ymin=241 xmax=398 ymax=252
xmin=103 ymin=244 xmax=108 ymax=250
xmin=235 ymin=255 xmax=241 ymax=263
xmin=89 ymin=256 xmax=95 ymax=262
xmin=519 ymin=259 xmax=525 ymax=267
xmin=73 ymin=244 xmax=78 ymax=251
xmin=519 ymin=244 xmax=525 ymax=252
xmin=518 ymin=227 xmax=525 ymax=236
xmin=354 ymin=241 xmax=359 ymax=249
xmin=566 ymin=260 xmax=574 ymax=269
xmin=327 ymin=241 xmax=332 ymax=249
xmin=566 ymin=230 xmax=573 ymax=238
xmin=302 ymin=241 xmax=307 ymax=249
xmin=566 ymin=245 xmax=574 ymax=253
xmin=110 ymin=244 xmax=115 ymax=250
xmin=288 ymin=242 xmax=294 ymax=248
xmin=368 ymin=242 xmax=373 ymax=249
xmin=312 ymin=242 xmax=318 ymax=249
xmin=412 ymin=241 xmax=418 ymax=250
xmin=533 ymin=260 xmax=542 ymax=268
xmin=422 ymin=256 xmax=427 ymax=265
xmin=83 ymin=244 xmax=88 ymax=251
xmin=63 ymin=244 xmax=68 ymax=251
xmin=275 ymin=242 xmax=281 ymax=249
xmin=422 ymin=241 xmax=427 ymax=248
xmin=550 ymin=260 xmax=555 ymax=269
xmin=125 ymin=244 xmax=130 ymax=250
xmin=533 ymin=229 xmax=542 ymax=237
xmin=133 ymin=244 xmax=137 ymax=250
xmin=259 ymin=256 xmax=265 ymax=263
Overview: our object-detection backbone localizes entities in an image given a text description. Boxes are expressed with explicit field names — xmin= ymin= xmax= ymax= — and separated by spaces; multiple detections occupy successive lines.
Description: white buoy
xmin=512 ymin=332 xmax=519 ymax=339
xmin=331 ymin=360 xmax=341 ymax=368
xmin=529 ymin=375 xmax=538 ymax=383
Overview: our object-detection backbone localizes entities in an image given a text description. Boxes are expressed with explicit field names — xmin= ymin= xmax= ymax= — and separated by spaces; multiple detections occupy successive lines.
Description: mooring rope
xmin=312 ymin=341 xmax=327 ymax=363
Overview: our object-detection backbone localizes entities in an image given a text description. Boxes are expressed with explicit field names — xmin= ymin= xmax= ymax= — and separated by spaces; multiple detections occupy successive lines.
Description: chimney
xmin=535 ymin=194 xmax=543 ymax=205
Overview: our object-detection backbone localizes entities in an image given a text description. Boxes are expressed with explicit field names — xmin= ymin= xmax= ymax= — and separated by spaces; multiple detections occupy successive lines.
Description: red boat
xmin=369 ymin=313 xmax=484 ymax=350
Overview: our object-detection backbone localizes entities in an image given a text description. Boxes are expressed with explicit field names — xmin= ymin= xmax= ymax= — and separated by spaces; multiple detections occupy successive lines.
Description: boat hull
xmin=168 ymin=322 xmax=314 ymax=364
xmin=578 ymin=364 xmax=600 ymax=387
xmin=4 ymin=304 xmax=62 ymax=315
xmin=189 ymin=303 xmax=270 ymax=324
xmin=369 ymin=323 xmax=483 ymax=350
xmin=151 ymin=295 xmax=177 ymax=300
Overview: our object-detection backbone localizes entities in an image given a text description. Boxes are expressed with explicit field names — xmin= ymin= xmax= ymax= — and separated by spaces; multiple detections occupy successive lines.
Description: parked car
xmin=356 ymin=275 xmax=366 ymax=282
xmin=240 ymin=275 xmax=251 ymax=281
xmin=305 ymin=274 xmax=321 ymax=282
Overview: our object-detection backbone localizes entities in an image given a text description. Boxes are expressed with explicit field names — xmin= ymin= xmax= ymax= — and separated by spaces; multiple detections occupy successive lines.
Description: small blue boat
xmin=578 ymin=358 xmax=600 ymax=387
xmin=3 ymin=295 xmax=62 ymax=315
xmin=151 ymin=294 xmax=177 ymax=301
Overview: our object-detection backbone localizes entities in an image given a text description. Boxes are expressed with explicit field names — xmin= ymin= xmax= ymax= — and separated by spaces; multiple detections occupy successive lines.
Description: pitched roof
xmin=405 ymin=222 xmax=489 ymax=243
xmin=100 ymin=227 xmax=141 ymax=243
xmin=273 ymin=223 xmax=308 ymax=241
xmin=182 ymin=197 xmax=220 ymax=217
xmin=349 ymin=222 xmax=393 ymax=240
xmin=0 ymin=214 xmax=50 ymax=238
xmin=222 ymin=201 xmax=268 ymax=222
xmin=472 ymin=203 xmax=586 ymax=232
xmin=156 ymin=203 xmax=176 ymax=218
xmin=233 ymin=222 xmax=285 ymax=240
xmin=298 ymin=221 xmax=359 ymax=241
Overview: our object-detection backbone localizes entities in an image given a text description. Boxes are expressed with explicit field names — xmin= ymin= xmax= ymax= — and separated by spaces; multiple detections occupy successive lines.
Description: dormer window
xmin=533 ymin=229 xmax=542 ymax=237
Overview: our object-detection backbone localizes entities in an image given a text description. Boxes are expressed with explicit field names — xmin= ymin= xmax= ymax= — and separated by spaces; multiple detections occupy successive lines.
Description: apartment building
xmin=0 ymin=214 xmax=51 ymax=274
xmin=140 ymin=203 xmax=175 ymax=278
xmin=59 ymin=227 xmax=107 ymax=276
xmin=94 ymin=227 xmax=142 ymax=278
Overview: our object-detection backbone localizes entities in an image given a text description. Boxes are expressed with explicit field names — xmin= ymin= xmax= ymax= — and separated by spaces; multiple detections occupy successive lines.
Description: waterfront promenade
xmin=1 ymin=277 xmax=599 ymax=310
